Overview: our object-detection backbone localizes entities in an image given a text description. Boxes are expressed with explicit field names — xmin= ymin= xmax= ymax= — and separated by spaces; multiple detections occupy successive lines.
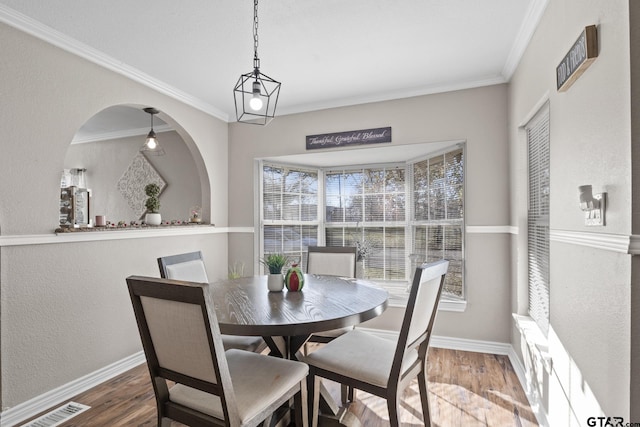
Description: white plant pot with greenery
xmin=144 ymin=183 xmax=162 ymax=226
xmin=267 ymin=274 xmax=284 ymax=292
xmin=261 ymin=253 xmax=288 ymax=292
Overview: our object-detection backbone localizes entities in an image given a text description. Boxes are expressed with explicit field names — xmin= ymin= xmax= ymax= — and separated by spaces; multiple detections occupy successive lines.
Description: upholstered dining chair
xmin=126 ymin=275 xmax=309 ymax=427
xmin=157 ymin=251 xmax=267 ymax=353
xmin=306 ymin=246 xmax=357 ymax=279
xmin=302 ymin=259 xmax=449 ymax=427
xmin=305 ymin=246 xmax=358 ymax=344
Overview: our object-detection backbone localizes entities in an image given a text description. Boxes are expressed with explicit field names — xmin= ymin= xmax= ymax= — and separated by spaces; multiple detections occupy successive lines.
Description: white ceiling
xmin=0 ymin=0 xmax=547 ymax=137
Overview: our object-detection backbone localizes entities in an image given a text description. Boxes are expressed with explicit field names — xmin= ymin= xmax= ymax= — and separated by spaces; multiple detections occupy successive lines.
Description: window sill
xmin=370 ymin=281 xmax=467 ymax=312
xmin=513 ymin=314 xmax=552 ymax=373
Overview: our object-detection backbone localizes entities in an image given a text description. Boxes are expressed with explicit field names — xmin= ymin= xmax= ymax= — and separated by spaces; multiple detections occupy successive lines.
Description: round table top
xmin=207 ymin=274 xmax=389 ymax=337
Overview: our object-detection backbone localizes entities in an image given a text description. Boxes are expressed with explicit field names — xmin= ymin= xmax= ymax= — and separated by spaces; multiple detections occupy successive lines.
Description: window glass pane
xmin=527 ymin=108 xmax=550 ymax=334
xmin=264 ymin=146 xmax=464 ymax=298
xmin=326 ymin=195 xmax=343 ymax=222
xmin=385 ymin=194 xmax=405 ymax=221
xmin=385 ymin=168 xmax=405 ymax=192
xmin=411 ymin=147 xmax=465 ymax=298
xmin=262 ymin=164 xmax=319 ymax=274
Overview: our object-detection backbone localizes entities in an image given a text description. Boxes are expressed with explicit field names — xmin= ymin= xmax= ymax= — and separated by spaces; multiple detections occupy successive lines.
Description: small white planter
xmin=267 ymin=274 xmax=284 ymax=292
xmin=145 ymin=213 xmax=162 ymax=225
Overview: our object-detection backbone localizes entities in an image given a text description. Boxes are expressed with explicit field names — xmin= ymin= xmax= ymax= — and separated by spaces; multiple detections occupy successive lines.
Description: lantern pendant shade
xmin=234 ymin=70 xmax=281 ymax=125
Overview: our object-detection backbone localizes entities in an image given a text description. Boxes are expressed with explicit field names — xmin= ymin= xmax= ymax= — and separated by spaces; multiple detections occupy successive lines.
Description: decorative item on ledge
xmin=285 ymin=263 xmax=304 ymax=292
xmin=54 ymin=221 xmax=212 ymax=233
xmin=190 ymin=205 xmax=202 ymax=223
xmin=144 ymin=183 xmax=162 ymax=225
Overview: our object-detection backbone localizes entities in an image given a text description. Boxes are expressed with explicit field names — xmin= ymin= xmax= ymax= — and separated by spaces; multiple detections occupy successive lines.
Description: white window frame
xmin=526 ymin=104 xmax=551 ymax=335
xmin=254 ymin=142 xmax=467 ymax=309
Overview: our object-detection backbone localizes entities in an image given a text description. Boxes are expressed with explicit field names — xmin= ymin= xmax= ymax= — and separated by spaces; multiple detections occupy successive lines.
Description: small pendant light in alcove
xmin=140 ymin=107 xmax=165 ymax=156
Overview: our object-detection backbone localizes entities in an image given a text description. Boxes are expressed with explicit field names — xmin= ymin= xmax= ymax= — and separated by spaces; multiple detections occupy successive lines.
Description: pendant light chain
xmin=253 ymin=0 xmax=260 ymax=71
xmin=233 ymin=0 xmax=280 ymax=125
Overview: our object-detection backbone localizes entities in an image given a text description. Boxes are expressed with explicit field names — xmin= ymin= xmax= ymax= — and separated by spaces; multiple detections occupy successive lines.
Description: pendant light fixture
xmin=140 ymin=107 xmax=165 ymax=156
xmin=233 ymin=0 xmax=281 ymax=125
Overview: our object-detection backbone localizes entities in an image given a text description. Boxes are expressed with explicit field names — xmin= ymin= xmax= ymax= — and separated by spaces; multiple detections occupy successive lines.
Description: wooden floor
xmin=20 ymin=348 xmax=538 ymax=427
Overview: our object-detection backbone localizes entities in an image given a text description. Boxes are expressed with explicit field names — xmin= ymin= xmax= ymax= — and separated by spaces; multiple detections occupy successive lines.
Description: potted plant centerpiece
xmin=144 ymin=183 xmax=162 ymax=225
xmin=260 ymin=253 xmax=288 ymax=292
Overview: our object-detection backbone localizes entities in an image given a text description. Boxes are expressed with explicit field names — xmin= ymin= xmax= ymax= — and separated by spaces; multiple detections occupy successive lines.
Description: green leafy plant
xmin=228 ymin=261 xmax=245 ymax=279
xmin=260 ymin=253 xmax=289 ymax=274
xmin=144 ymin=183 xmax=161 ymax=213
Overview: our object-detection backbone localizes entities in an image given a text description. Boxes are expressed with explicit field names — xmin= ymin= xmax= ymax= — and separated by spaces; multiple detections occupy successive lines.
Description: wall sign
xmin=556 ymin=25 xmax=598 ymax=92
xmin=306 ymin=127 xmax=391 ymax=150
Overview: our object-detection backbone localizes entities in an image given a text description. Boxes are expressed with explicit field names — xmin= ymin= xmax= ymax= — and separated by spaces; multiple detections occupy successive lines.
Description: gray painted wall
xmin=64 ymin=130 xmax=202 ymax=223
xmin=0 ymin=22 xmax=229 ymax=409
xmin=228 ymin=84 xmax=512 ymax=344
xmin=508 ymin=0 xmax=634 ymax=419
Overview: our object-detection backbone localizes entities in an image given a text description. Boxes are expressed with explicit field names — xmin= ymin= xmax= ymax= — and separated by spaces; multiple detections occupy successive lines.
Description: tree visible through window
xmin=411 ymin=148 xmax=464 ymax=298
xmin=260 ymin=145 xmax=465 ymax=297
xmin=262 ymin=165 xmax=318 ymax=271
xmin=325 ymin=166 xmax=406 ymax=280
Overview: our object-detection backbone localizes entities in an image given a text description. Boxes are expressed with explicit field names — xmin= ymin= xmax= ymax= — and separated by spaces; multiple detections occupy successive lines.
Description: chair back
xmin=126 ymin=275 xmax=239 ymax=423
xmin=157 ymin=251 xmax=209 ymax=283
xmin=307 ymin=246 xmax=357 ymax=278
xmin=391 ymin=260 xmax=448 ymax=380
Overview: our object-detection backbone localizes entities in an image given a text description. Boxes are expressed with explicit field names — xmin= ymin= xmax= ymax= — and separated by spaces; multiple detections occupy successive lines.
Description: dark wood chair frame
xmin=157 ymin=251 xmax=206 ymax=280
xmin=306 ymin=260 xmax=448 ymax=427
xmin=126 ymin=275 xmax=307 ymax=427
xmin=157 ymin=251 xmax=267 ymax=354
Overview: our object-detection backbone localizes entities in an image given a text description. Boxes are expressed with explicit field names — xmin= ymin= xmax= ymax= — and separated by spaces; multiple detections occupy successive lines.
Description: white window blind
xmin=411 ymin=148 xmax=464 ymax=298
xmin=325 ymin=167 xmax=406 ymax=280
xmin=262 ymin=164 xmax=318 ymax=271
xmin=526 ymin=107 xmax=550 ymax=334
xmin=259 ymin=146 xmax=465 ymax=297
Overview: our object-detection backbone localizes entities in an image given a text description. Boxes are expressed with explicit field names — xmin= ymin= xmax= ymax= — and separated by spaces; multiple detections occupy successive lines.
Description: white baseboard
xmin=0 ymin=351 xmax=145 ymax=427
xmin=1 ymin=334 xmax=550 ymax=427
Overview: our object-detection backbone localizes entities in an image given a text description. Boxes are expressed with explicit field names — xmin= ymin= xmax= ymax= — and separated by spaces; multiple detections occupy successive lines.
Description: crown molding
xmin=276 ymin=76 xmax=507 ymax=117
xmin=0 ymin=4 xmax=229 ymax=122
xmin=502 ymin=0 xmax=550 ymax=79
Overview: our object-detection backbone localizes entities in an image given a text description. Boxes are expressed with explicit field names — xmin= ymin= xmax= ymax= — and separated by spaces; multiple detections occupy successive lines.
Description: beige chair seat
xmin=171 ymin=348 xmax=308 ymax=423
xmin=303 ymin=330 xmax=417 ymax=388
xmin=309 ymin=326 xmax=354 ymax=340
xmin=221 ymin=334 xmax=267 ymax=352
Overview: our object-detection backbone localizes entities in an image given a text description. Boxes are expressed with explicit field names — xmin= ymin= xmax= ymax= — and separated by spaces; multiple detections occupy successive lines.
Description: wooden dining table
xmin=207 ymin=273 xmax=389 ymax=426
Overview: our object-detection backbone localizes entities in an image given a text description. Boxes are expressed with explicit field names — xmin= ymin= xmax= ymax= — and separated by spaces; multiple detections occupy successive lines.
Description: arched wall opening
xmin=61 ymin=104 xmax=212 ymax=227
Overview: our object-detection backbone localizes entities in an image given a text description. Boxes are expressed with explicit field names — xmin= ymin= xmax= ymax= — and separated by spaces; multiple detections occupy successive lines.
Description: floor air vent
xmin=23 ymin=402 xmax=90 ymax=427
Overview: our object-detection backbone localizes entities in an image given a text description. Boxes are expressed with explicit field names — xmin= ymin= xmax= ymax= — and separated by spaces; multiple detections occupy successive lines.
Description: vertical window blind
xmin=526 ymin=107 xmax=550 ymax=334
xmin=260 ymin=146 xmax=465 ymax=295
xmin=262 ymin=164 xmax=318 ymax=271
xmin=411 ymin=148 xmax=464 ymax=298
xmin=325 ymin=167 xmax=406 ymax=280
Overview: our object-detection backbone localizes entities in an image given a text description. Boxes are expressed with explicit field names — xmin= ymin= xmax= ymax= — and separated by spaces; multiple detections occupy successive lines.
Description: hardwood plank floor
xmin=19 ymin=348 xmax=537 ymax=427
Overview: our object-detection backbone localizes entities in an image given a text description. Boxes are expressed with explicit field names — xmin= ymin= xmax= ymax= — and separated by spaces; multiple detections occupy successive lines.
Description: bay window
xmin=259 ymin=144 xmax=464 ymax=298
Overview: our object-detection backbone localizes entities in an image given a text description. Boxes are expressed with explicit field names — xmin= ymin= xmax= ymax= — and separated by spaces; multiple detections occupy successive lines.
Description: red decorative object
xmin=285 ymin=264 xmax=305 ymax=292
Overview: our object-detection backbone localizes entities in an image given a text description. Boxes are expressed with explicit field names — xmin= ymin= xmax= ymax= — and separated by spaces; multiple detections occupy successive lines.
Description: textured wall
xmin=0 ymin=22 xmax=229 ymax=409
xmin=508 ymin=0 xmax=632 ymax=419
